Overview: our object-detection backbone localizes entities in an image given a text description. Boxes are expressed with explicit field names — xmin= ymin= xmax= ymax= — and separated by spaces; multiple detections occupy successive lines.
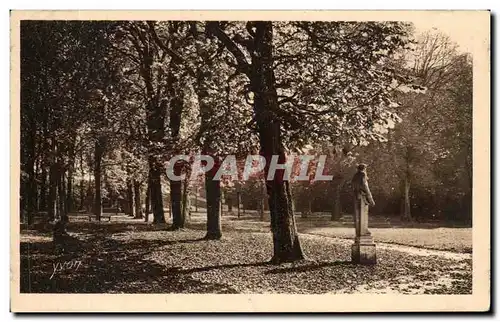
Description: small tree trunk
xmin=181 ymin=177 xmax=190 ymax=222
xmin=237 ymin=191 xmax=241 ymax=219
xmin=79 ymin=178 xmax=85 ymax=211
xmin=25 ymin=158 xmax=36 ymax=225
xmin=58 ymin=171 xmax=67 ymax=220
xmin=134 ymin=181 xmax=142 ymax=219
xmin=402 ymin=176 xmax=412 ymax=221
xmin=227 ymin=194 xmax=233 ymax=213
xmin=127 ymin=179 xmax=136 ymax=217
xmin=195 ymin=187 xmax=199 ymax=212
xmin=331 ymin=182 xmax=342 ymax=221
xmin=39 ymin=165 xmax=47 ymax=212
xmin=93 ymin=138 xmax=105 ymax=221
xmin=47 ymin=162 xmax=58 ymax=222
xmin=145 ymin=177 xmax=151 ymax=222
xmin=86 ymin=170 xmax=92 ymax=213
xmin=220 ymin=189 xmax=224 ymax=217
xmin=65 ymin=167 xmax=73 ymax=214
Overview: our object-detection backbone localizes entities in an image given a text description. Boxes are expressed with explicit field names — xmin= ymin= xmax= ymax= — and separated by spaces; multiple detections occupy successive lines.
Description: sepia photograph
xmin=10 ymin=10 xmax=490 ymax=312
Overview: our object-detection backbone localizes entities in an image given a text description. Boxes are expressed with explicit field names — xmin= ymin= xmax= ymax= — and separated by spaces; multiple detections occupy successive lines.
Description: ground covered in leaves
xmin=218 ymin=212 xmax=472 ymax=253
xmin=20 ymin=214 xmax=472 ymax=294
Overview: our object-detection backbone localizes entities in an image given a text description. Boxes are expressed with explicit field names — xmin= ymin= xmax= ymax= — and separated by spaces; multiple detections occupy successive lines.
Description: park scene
xmin=19 ymin=20 xmax=472 ymax=294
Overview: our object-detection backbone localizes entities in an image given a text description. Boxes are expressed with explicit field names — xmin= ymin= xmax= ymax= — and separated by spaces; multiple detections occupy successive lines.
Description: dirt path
xmin=302 ymin=232 xmax=471 ymax=261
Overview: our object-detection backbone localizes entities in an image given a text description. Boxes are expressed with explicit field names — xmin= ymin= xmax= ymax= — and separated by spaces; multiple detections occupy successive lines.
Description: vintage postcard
xmin=10 ymin=10 xmax=490 ymax=312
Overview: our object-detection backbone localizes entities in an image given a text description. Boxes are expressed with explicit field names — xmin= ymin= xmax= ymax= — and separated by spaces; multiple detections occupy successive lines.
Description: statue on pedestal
xmin=351 ymin=164 xmax=377 ymax=264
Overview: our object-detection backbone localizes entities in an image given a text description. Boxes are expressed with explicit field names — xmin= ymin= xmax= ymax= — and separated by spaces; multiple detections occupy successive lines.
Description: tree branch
xmin=205 ymin=22 xmax=251 ymax=77
xmin=147 ymin=21 xmax=197 ymax=78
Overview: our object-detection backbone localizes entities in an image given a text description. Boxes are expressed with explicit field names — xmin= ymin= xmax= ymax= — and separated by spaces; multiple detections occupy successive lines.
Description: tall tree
xmin=207 ymin=21 xmax=414 ymax=263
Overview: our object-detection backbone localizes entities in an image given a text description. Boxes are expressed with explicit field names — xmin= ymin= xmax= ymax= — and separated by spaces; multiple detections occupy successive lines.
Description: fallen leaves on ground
xmin=19 ymin=217 xmax=471 ymax=294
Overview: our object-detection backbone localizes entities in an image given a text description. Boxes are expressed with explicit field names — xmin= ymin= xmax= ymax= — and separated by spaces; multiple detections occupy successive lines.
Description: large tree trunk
xmin=259 ymin=179 xmax=266 ymax=221
xmin=167 ymin=65 xmax=185 ymax=229
xmin=194 ymin=58 xmax=221 ymax=238
xmin=205 ymin=166 xmax=222 ymax=239
xmin=170 ymin=163 xmax=184 ymax=229
xmin=149 ymin=164 xmax=165 ymax=224
xmin=252 ymin=22 xmax=304 ymax=263
xmin=144 ymin=59 xmax=166 ymax=224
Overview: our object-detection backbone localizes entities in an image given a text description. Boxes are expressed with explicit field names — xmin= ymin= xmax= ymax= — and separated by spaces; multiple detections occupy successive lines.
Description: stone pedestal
xmin=351 ymin=235 xmax=377 ymax=264
xmin=351 ymin=164 xmax=377 ymax=265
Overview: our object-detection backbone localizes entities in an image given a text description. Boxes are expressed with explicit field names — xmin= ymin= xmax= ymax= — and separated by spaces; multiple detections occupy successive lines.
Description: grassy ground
xmin=214 ymin=212 xmax=472 ymax=253
xmin=19 ymin=212 xmax=472 ymax=294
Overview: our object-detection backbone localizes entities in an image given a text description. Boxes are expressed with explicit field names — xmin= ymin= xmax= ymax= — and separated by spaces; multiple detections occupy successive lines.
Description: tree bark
xmin=259 ymin=179 xmax=266 ymax=221
xmin=205 ymin=167 xmax=222 ymax=239
xmin=181 ymin=177 xmax=190 ymax=222
xmin=194 ymin=59 xmax=221 ymax=238
xmin=127 ymin=178 xmax=136 ymax=217
xmin=251 ymin=22 xmax=304 ymax=263
xmin=39 ymin=165 xmax=47 ymax=212
xmin=237 ymin=191 xmax=241 ymax=219
xmin=25 ymin=151 xmax=36 ymax=225
xmin=134 ymin=181 xmax=142 ymax=219
xmin=150 ymin=164 xmax=165 ymax=224
xmin=195 ymin=187 xmax=199 ymax=212
xmin=143 ymin=42 xmax=166 ymax=224
xmin=93 ymin=138 xmax=105 ymax=221
xmin=220 ymin=189 xmax=224 ymax=217
xmin=145 ymin=175 xmax=151 ymax=222
xmin=79 ymin=178 xmax=85 ymax=211
xmin=331 ymin=182 xmax=342 ymax=221
xmin=170 ymin=177 xmax=183 ymax=229
xmin=169 ymin=157 xmax=184 ymax=229
xmin=23 ymin=116 xmax=37 ymax=224
xmin=65 ymin=166 xmax=73 ymax=214
xmin=58 ymin=170 xmax=67 ymax=220
xmin=227 ymin=192 xmax=233 ymax=213
xmin=167 ymin=65 xmax=184 ymax=229
xmin=402 ymin=176 xmax=412 ymax=221
xmin=48 ymin=156 xmax=58 ymax=222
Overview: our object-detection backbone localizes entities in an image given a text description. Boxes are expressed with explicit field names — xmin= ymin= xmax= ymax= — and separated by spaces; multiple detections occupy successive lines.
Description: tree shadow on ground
xmin=265 ymin=260 xmax=356 ymax=274
xmin=169 ymin=261 xmax=271 ymax=275
xmin=20 ymin=227 xmax=237 ymax=294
